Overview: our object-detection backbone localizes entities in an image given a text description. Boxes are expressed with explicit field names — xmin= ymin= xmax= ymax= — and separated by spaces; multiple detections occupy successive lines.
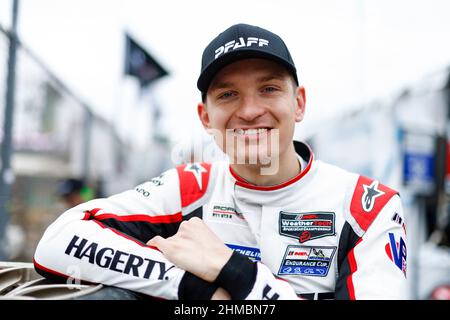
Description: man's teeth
xmin=234 ymin=128 xmax=269 ymax=135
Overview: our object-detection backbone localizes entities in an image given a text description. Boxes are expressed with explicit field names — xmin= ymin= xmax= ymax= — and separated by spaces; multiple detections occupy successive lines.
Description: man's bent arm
xmin=335 ymin=195 xmax=408 ymax=299
xmin=34 ymin=169 xmax=219 ymax=299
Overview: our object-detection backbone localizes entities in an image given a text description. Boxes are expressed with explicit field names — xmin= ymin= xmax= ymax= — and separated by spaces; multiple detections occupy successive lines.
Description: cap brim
xmin=197 ymin=49 xmax=298 ymax=93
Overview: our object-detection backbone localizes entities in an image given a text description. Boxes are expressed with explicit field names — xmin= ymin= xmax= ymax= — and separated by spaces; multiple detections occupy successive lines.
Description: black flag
xmin=124 ymin=33 xmax=168 ymax=87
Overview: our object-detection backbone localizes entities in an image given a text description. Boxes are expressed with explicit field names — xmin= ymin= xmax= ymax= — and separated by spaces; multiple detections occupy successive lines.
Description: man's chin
xmin=229 ymin=149 xmax=275 ymax=166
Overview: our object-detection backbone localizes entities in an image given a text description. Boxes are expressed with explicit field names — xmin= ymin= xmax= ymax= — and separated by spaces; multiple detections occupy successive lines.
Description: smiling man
xmin=34 ymin=24 xmax=408 ymax=300
xmin=202 ymin=57 xmax=303 ymax=181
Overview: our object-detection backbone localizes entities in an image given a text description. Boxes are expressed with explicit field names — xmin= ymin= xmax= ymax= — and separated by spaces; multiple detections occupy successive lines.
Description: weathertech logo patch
xmin=279 ymin=212 xmax=335 ymax=243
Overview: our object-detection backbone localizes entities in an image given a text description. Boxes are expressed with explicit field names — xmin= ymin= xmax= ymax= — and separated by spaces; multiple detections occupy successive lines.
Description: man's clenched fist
xmin=147 ymin=217 xmax=233 ymax=283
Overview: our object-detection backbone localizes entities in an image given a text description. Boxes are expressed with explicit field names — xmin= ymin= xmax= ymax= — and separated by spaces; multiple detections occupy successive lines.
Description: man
xmin=57 ymin=178 xmax=93 ymax=208
xmin=34 ymin=24 xmax=407 ymax=300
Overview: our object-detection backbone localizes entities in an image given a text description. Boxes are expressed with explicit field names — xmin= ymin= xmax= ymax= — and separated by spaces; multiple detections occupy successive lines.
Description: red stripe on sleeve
xmin=33 ymin=258 xmax=96 ymax=285
xmin=347 ymin=250 xmax=357 ymax=300
xmin=33 ymin=258 xmax=70 ymax=279
xmin=94 ymin=212 xmax=182 ymax=224
xmin=82 ymin=208 xmax=101 ymax=220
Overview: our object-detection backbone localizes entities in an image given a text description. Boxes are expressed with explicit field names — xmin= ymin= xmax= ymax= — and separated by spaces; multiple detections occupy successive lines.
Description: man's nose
xmin=235 ymin=95 xmax=266 ymax=122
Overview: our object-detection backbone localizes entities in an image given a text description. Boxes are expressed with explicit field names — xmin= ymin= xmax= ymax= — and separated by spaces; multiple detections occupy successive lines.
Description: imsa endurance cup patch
xmin=278 ymin=245 xmax=336 ymax=277
xmin=279 ymin=211 xmax=335 ymax=243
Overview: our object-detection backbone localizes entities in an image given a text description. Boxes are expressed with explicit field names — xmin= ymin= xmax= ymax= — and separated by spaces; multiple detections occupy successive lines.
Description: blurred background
xmin=0 ymin=0 xmax=449 ymax=299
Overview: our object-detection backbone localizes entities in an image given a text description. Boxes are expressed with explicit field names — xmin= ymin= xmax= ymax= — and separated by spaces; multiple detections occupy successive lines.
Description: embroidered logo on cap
xmin=214 ymin=37 xmax=269 ymax=59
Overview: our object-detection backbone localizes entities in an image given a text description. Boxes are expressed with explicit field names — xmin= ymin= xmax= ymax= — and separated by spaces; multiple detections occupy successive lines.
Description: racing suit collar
xmin=229 ymin=140 xmax=314 ymax=191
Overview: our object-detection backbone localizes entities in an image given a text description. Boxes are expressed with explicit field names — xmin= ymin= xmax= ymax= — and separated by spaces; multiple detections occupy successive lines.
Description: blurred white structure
xmin=0 ymin=25 xmax=172 ymax=261
xmin=309 ymin=66 xmax=450 ymax=299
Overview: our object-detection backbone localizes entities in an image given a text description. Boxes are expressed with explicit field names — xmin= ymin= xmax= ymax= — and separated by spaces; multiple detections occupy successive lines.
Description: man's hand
xmin=147 ymin=217 xmax=233 ymax=283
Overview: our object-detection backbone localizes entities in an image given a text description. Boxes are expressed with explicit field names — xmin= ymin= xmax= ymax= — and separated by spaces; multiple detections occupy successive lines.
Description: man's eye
xmin=219 ymin=92 xmax=235 ymax=99
xmin=263 ymin=86 xmax=277 ymax=93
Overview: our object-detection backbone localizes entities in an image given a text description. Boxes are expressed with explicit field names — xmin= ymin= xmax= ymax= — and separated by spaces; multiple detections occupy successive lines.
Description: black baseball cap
xmin=57 ymin=178 xmax=85 ymax=197
xmin=197 ymin=23 xmax=299 ymax=96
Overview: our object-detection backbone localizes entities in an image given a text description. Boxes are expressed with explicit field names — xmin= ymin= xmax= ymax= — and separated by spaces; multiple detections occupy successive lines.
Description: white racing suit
xmin=34 ymin=141 xmax=407 ymax=300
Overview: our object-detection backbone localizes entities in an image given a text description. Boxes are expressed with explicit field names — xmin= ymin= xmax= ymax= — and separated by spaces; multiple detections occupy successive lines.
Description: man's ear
xmin=294 ymin=86 xmax=306 ymax=122
xmin=197 ymin=102 xmax=210 ymax=129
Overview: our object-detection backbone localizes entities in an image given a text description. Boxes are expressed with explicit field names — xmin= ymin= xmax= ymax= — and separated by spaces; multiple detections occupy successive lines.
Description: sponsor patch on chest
xmin=279 ymin=211 xmax=335 ymax=243
xmin=278 ymin=245 xmax=336 ymax=277
xmin=210 ymin=204 xmax=246 ymax=224
xmin=226 ymin=244 xmax=261 ymax=261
